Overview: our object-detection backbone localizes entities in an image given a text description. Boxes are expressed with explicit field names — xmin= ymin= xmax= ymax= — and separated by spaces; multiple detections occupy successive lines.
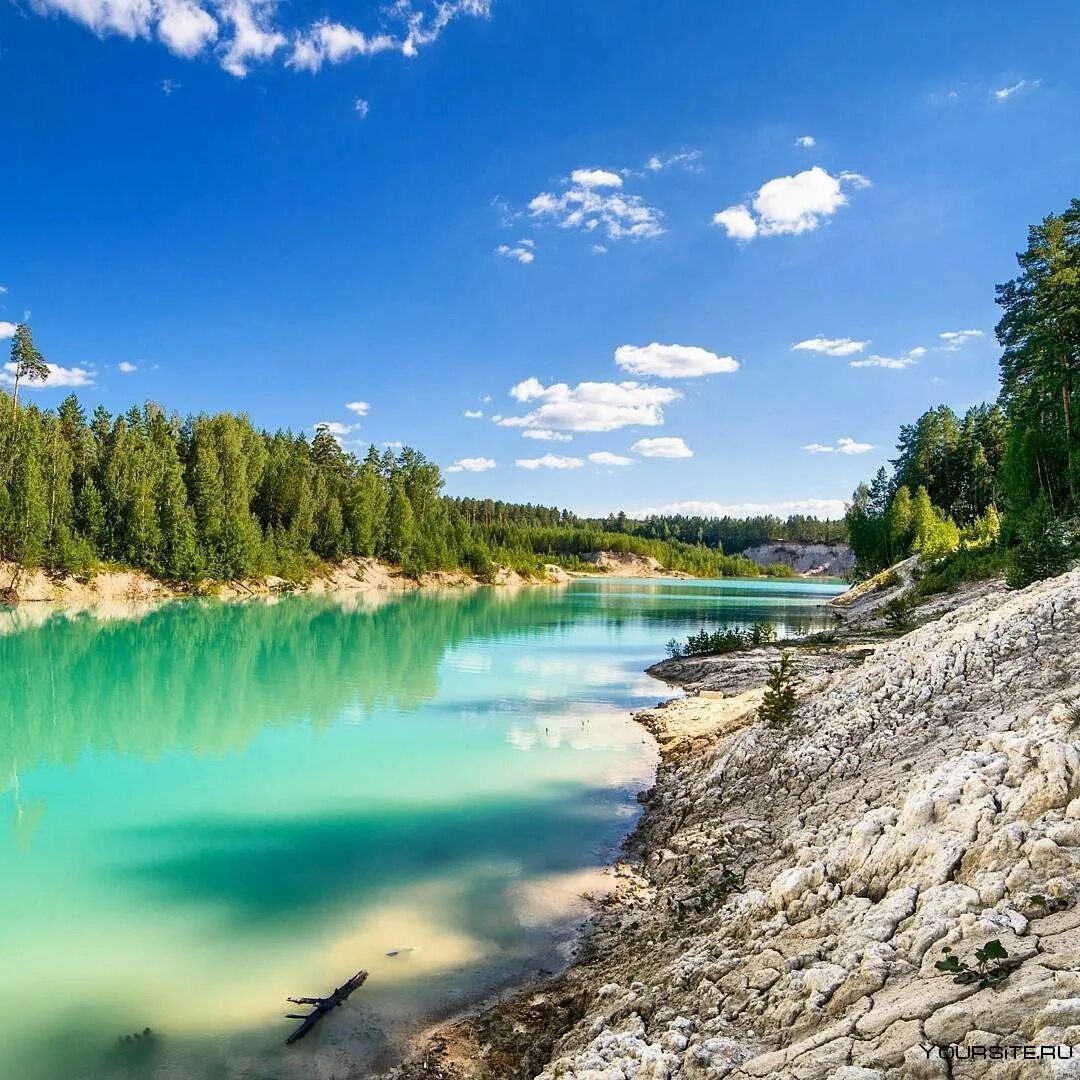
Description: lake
xmin=0 ymin=576 xmax=843 ymax=1079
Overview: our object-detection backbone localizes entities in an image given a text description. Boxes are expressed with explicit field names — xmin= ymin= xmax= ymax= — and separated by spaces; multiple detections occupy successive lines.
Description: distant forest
xmin=0 ymin=368 xmax=839 ymax=583
xmin=846 ymin=198 xmax=1080 ymax=589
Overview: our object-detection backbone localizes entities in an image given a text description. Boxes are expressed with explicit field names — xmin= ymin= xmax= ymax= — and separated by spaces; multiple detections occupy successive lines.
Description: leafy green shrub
xmin=882 ymin=592 xmax=916 ymax=632
xmin=914 ymin=546 xmax=1009 ymax=598
xmin=1007 ymin=498 xmax=1075 ymax=588
xmin=935 ymin=940 xmax=1019 ymax=990
xmin=666 ymin=621 xmax=777 ymax=659
xmin=759 ymin=653 xmax=799 ymax=727
xmin=671 ymin=867 xmax=744 ymax=921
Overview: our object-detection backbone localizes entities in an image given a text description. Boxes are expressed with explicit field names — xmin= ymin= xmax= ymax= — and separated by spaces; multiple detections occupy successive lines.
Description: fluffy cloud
xmin=939 ymin=329 xmax=985 ymax=350
xmin=446 ymin=456 xmax=495 ymax=473
xmin=713 ymin=166 xmax=869 ymax=240
xmin=588 ymin=451 xmax=633 ymax=466
xmin=637 ymin=498 xmax=847 ymax=519
xmin=118 ymin=361 xmax=138 ymax=373
xmin=837 ymin=437 xmax=873 ymax=454
xmin=345 ymin=401 xmax=370 ymax=416
xmin=1 ymin=362 xmax=95 ymax=388
xmin=794 ymin=135 xmax=816 ymax=147
xmin=712 ymin=205 xmax=758 ymax=241
xmin=158 ymin=0 xmax=218 ymax=55
xmin=528 ymin=171 xmax=664 ymax=241
xmin=803 ymin=437 xmax=873 ymax=455
xmin=354 ymin=98 xmax=370 ymax=118
xmin=0 ymin=322 xmax=17 ymax=339
xmin=288 ymin=20 xmax=395 ymax=72
xmin=850 ymin=346 xmax=925 ymax=370
xmin=463 ymin=409 xmax=483 ymax=419
xmin=515 ymin=454 xmax=583 ymax=470
xmin=498 ymin=378 xmax=680 ymax=433
xmin=614 ymin=343 xmax=739 ymax=378
xmin=792 ymin=336 xmax=868 ymax=357
xmin=631 ymin=436 xmax=693 ymax=459
xmin=521 ymin=429 xmax=572 ymax=442
xmin=27 ymin=0 xmax=489 ymax=77
xmin=495 ymin=240 xmax=535 ymax=264
xmin=218 ymin=0 xmax=287 ymax=76
xmin=315 ymin=421 xmax=355 ymax=436
xmin=571 ymin=168 xmax=622 ymax=189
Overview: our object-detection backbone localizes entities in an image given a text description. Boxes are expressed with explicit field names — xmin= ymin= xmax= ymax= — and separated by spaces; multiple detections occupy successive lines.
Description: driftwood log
xmin=284 ymin=969 xmax=368 ymax=1045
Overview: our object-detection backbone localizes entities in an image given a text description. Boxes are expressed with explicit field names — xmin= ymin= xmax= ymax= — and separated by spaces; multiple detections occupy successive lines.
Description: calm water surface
xmin=0 ymin=576 xmax=842 ymax=1079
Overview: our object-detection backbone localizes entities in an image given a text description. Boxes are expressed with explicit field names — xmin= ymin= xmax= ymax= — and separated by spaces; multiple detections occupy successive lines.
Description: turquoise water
xmin=0 ymin=576 xmax=842 ymax=1079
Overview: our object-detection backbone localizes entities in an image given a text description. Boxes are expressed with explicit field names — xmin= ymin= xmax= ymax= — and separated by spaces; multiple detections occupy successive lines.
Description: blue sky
xmin=2 ymin=1 xmax=1078 ymax=517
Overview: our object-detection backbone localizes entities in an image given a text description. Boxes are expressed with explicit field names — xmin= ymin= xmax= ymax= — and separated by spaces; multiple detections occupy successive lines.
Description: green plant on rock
xmin=935 ymin=939 xmax=1019 ymax=991
xmin=671 ymin=867 xmax=744 ymax=922
xmin=882 ymin=591 xmax=916 ymax=633
xmin=759 ymin=653 xmax=799 ymax=727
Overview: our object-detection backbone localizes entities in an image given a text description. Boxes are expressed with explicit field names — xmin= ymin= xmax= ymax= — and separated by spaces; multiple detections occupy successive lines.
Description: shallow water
xmin=0 ymin=576 xmax=842 ymax=1079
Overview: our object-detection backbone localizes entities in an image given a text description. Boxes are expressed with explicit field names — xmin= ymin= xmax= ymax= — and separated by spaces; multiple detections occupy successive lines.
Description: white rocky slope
xmin=742 ymin=542 xmax=854 ymax=577
xmin=532 ymin=568 xmax=1080 ymax=1080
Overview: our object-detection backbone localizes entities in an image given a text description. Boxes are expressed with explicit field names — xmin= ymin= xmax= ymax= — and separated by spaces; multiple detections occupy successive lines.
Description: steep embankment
xmin=578 ymin=551 xmax=692 ymax=578
xmin=387 ymin=567 xmax=1080 ymax=1080
xmin=0 ymin=558 xmax=570 ymax=605
xmin=741 ymin=541 xmax=854 ymax=577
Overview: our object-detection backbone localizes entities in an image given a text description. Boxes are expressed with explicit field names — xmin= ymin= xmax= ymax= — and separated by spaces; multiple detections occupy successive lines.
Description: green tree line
xmin=846 ymin=198 xmax=1080 ymax=587
xmin=0 ymin=371 xmax=835 ymax=584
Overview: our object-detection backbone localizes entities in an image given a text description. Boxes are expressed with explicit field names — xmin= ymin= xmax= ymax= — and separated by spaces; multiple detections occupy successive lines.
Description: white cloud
xmin=643 ymin=149 xmax=702 ymax=173
xmin=837 ymin=437 xmax=873 ymax=454
xmin=805 ymin=436 xmax=872 ymax=454
xmin=345 ymin=401 xmax=370 ymax=416
xmin=939 ymin=329 xmax=985 ymax=350
xmin=160 ymin=77 xmax=181 ymax=94
xmin=463 ymin=409 xmax=483 ymax=419
xmin=217 ymin=0 xmax=287 ymax=76
xmin=994 ymin=80 xmax=1031 ymax=100
xmin=499 ymin=378 xmax=680 ymax=433
xmin=636 ymin=498 xmax=847 ymax=519
xmin=614 ymin=343 xmax=739 ymax=378
xmin=521 ymin=429 xmax=572 ymax=442
xmin=27 ymin=0 xmax=488 ymax=76
xmin=1 ymin=362 xmax=95 ymax=388
xmin=850 ymin=346 xmax=924 ymax=370
xmin=0 ymin=322 xmax=17 ymax=339
xmin=792 ymin=336 xmax=868 ymax=357
xmin=713 ymin=166 xmax=869 ymax=240
xmin=528 ymin=170 xmax=664 ymax=241
xmin=570 ymin=168 xmax=622 ymax=189
xmin=446 ymin=456 xmax=496 ymax=473
xmin=354 ymin=98 xmax=370 ymax=118
xmin=516 ymin=454 xmax=583 ymax=470
xmin=591 ymin=244 xmax=608 ymax=255
xmin=118 ymin=361 xmax=138 ymax=373
xmin=0 ymin=285 xmax=8 ymax=294
xmin=383 ymin=440 xmax=403 ymax=448
xmin=794 ymin=135 xmax=816 ymax=147
xmin=495 ymin=242 xmax=535 ymax=264
xmin=315 ymin=421 xmax=355 ymax=436
xmin=288 ymin=20 xmax=396 ymax=71
xmin=632 ymin=436 xmax=693 ymax=459
xmin=712 ymin=205 xmax=759 ymax=241
xmin=588 ymin=451 xmax=633 ymax=466
xmin=158 ymin=0 xmax=218 ymax=56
